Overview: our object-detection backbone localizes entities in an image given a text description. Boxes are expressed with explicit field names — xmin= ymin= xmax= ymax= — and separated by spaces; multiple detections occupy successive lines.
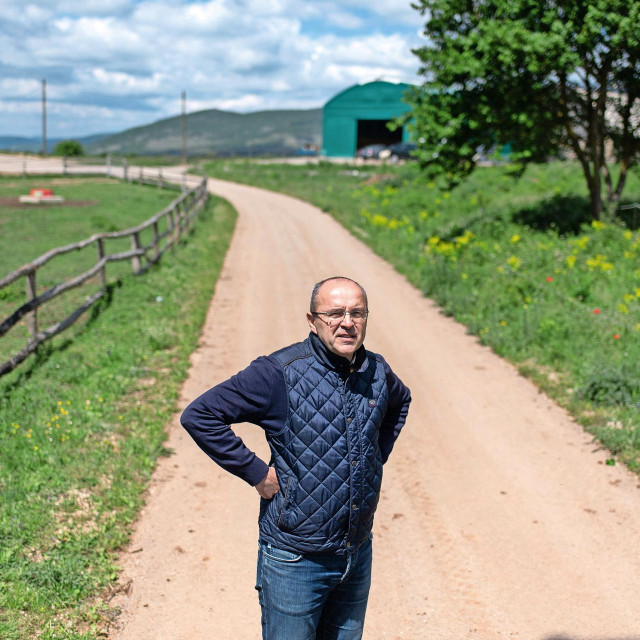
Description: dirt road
xmin=100 ymin=176 xmax=640 ymax=640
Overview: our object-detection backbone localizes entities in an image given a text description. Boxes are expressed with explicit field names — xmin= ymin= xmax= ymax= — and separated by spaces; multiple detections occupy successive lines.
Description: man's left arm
xmin=379 ymin=360 xmax=412 ymax=463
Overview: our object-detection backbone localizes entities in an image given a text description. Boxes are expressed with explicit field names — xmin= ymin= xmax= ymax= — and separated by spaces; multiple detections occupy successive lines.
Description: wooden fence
xmin=0 ymin=173 xmax=209 ymax=377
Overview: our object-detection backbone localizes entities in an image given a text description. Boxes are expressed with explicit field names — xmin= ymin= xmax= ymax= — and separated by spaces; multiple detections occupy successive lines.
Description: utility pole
xmin=181 ymin=90 xmax=187 ymax=165
xmin=42 ymin=79 xmax=47 ymax=156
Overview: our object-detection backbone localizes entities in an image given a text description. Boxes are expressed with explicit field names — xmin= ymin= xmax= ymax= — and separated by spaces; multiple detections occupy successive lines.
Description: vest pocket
xmin=277 ymin=475 xmax=299 ymax=532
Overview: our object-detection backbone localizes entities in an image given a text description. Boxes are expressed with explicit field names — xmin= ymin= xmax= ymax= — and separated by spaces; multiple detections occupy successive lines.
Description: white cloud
xmin=0 ymin=0 xmax=425 ymax=137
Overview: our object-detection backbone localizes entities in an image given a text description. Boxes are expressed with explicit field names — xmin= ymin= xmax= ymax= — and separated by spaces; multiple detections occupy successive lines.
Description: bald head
xmin=310 ymin=277 xmax=368 ymax=313
xmin=307 ymin=277 xmax=368 ymax=358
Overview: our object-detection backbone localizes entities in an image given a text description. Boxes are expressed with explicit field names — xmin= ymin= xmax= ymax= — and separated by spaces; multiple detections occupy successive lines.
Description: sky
xmin=0 ymin=0 xmax=427 ymax=139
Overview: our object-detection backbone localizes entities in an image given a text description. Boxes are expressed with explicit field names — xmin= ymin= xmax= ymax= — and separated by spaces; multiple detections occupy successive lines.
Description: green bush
xmin=53 ymin=140 xmax=84 ymax=157
xmin=579 ymin=366 xmax=640 ymax=407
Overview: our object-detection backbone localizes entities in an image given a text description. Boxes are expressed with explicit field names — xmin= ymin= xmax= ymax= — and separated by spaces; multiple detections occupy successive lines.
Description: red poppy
xmin=613 ymin=334 xmax=620 ymax=340
xmin=593 ymin=308 xmax=601 ymax=314
xmin=546 ymin=276 xmax=553 ymax=282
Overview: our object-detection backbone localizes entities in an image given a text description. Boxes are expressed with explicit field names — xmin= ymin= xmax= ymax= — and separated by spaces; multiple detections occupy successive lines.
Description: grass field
xmin=0 ymin=177 xmax=181 ymax=367
xmin=203 ymin=158 xmax=640 ymax=473
xmin=0 ymin=177 xmax=236 ymax=639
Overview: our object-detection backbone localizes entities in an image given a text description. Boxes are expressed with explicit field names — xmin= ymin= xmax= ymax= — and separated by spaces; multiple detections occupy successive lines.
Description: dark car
xmin=386 ymin=141 xmax=418 ymax=162
xmin=355 ymin=144 xmax=387 ymax=160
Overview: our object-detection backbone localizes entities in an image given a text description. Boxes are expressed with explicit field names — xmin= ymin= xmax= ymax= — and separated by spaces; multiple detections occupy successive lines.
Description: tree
xmin=53 ymin=139 xmax=84 ymax=157
xmin=409 ymin=0 xmax=640 ymax=220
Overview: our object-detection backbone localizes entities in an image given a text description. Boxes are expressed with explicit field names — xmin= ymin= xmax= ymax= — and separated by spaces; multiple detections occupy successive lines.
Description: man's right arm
xmin=180 ymin=356 xmax=287 ymax=488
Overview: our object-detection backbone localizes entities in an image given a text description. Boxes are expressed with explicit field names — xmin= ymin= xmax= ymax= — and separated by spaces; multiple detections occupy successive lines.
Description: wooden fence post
xmin=153 ymin=221 xmax=160 ymax=262
xmin=63 ymin=156 xmax=68 ymax=175
xmin=25 ymin=270 xmax=38 ymax=343
xmin=130 ymin=232 xmax=142 ymax=274
xmin=97 ymin=237 xmax=106 ymax=288
xmin=178 ymin=201 xmax=186 ymax=237
xmin=175 ymin=207 xmax=182 ymax=244
xmin=123 ymin=159 xmax=128 ymax=182
xmin=157 ymin=168 xmax=162 ymax=189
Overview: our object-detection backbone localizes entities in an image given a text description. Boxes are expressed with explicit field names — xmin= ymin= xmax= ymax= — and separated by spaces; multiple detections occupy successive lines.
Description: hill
xmin=88 ymin=108 xmax=323 ymax=156
xmin=0 ymin=133 xmax=108 ymax=154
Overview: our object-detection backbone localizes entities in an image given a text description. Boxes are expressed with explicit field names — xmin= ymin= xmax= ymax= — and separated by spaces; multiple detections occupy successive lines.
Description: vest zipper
xmin=340 ymin=374 xmax=357 ymax=549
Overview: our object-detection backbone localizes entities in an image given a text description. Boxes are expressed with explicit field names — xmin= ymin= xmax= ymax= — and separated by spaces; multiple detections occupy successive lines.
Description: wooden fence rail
xmin=0 ymin=173 xmax=208 ymax=377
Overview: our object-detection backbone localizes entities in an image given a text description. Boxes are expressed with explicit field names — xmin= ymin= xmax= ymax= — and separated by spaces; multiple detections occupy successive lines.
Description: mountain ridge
xmin=88 ymin=107 xmax=323 ymax=156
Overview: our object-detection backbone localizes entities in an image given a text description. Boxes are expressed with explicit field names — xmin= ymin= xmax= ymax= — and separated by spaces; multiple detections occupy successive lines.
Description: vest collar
xmin=308 ymin=332 xmax=367 ymax=374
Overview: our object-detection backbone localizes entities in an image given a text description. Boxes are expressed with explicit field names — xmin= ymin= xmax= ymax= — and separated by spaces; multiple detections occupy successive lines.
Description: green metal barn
xmin=322 ymin=80 xmax=412 ymax=157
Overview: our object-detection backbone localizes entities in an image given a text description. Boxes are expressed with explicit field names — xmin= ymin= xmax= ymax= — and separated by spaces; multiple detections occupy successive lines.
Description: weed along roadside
xmin=203 ymin=159 xmax=640 ymax=474
xmin=0 ymin=177 xmax=237 ymax=639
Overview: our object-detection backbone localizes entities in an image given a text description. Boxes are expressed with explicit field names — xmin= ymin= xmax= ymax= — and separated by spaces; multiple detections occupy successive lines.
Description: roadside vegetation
xmin=203 ymin=158 xmax=640 ymax=473
xmin=0 ymin=178 xmax=236 ymax=639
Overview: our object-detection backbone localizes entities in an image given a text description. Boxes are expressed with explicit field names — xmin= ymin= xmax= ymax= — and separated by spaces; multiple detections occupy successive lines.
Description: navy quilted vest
xmin=258 ymin=335 xmax=389 ymax=555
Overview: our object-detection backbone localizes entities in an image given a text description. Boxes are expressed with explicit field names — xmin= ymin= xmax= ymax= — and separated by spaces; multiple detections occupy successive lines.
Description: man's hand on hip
xmin=255 ymin=467 xmax=280 ymax=499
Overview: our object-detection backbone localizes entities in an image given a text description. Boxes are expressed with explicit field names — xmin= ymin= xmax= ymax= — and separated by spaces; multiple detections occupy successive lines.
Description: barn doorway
xmin=356 ymin=119 xmax=402 ymax=150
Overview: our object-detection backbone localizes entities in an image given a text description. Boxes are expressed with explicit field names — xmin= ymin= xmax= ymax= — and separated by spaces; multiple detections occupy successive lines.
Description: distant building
xmin=322 ymin=80 xmax=413 ymax=157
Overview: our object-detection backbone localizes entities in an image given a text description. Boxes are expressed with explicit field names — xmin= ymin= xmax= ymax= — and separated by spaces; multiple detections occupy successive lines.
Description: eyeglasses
xmin=311 ymin=309 xmax=369 ymax=325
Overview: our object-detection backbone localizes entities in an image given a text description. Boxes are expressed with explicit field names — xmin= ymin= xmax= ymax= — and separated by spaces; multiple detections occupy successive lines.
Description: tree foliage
xmin=53 ymin=139 xmax=84 ymax=157
xmin=409 ymin=0 xmax=640 ymax=219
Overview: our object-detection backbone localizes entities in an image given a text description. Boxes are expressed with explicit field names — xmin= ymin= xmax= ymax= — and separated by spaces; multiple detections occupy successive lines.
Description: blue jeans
xmin=255 ymin=537 xmax=373 ymax=640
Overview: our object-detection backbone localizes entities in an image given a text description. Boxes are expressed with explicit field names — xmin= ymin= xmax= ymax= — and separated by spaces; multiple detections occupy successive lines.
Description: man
xmin=181 ymin=276 xmax=411 ymax=639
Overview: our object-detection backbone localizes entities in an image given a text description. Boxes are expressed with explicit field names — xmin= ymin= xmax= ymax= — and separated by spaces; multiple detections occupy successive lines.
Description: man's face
xmin=306 ymin=279 xmax=368 ymax=359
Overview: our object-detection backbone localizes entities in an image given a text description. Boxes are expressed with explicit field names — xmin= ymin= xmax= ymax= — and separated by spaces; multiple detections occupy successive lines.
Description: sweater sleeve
xmin=378 ymin=359 xmax=412 ymax=464
xmin=180 ymin=356 xmax=288 ymax=486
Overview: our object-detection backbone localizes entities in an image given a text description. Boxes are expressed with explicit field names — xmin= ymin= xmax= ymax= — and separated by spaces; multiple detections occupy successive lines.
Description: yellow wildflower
xmin=572 ymin=236 xmax=590 ymax=250
xmin=371 ymin=214 xmax=389 ymax=227
xmin=586 ymin=254 xmax=614 ymax=272
xmin=507 ymin=255 xmax=522 ymax=269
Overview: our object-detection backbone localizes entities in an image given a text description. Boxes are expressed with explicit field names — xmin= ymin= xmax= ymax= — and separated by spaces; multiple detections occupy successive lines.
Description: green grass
xmin=203 ymin=158 xmax=640 ymax=473
xmin=0 ymin=176 xmax=175 ymax=271
xmin=0 ymin=183 xmax=236 ymax=638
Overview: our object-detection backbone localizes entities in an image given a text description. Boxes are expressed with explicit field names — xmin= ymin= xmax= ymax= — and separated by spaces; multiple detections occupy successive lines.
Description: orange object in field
xmin=29 ymin=188 xmax=55 ymax=197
